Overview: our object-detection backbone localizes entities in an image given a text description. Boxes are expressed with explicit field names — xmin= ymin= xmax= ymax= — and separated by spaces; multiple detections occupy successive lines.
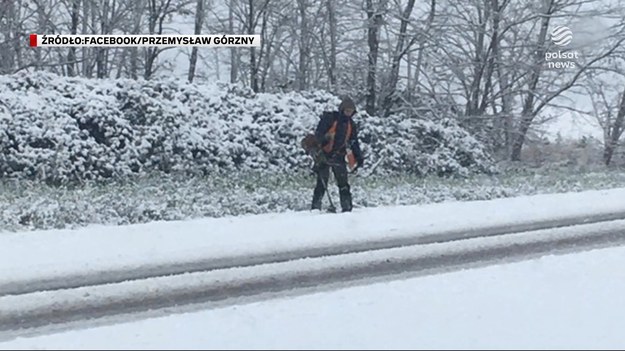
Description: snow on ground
xmin=3 ymin=188 xmax=625 ymax=285
xmin=2 ymin=242 xmax=625 ymax=349
xmin=2 ymin=188 xmax=625 ymax=348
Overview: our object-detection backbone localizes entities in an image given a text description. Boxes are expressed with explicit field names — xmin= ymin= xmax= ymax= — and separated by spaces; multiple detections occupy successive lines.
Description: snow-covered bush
xmin=0 ymin=72 xmax=494 ymax=182
xmin=358 ymin=113 xmax=497 ymax=177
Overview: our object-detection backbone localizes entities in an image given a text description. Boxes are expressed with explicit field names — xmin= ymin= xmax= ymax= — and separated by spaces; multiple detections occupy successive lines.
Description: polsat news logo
xmin=551 ymin=26 xmax=573 ymax=46
xmin=29 ymin=34 xmax=260 ymax=47
xmin=545 ymin=26 xmax=578 ymax=69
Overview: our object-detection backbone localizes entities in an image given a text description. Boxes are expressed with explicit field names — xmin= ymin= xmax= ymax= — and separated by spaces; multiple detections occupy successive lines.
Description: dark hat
xmin=338 ymin=96 xmax=356 ymax=113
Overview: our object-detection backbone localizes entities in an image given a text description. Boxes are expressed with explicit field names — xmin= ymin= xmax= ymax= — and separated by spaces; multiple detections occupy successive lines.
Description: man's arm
xmin=349 ymin=122 xmax=364 ymax=167
xmin=314 ymin=112 xmax=334 ymax=147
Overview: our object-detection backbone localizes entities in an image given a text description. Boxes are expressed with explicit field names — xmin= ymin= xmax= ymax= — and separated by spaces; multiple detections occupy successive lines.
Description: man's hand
xmin=357 ymin=158 xmax=364 ymax=169
xmin=301 ymin=134 xmax=320 ymax=155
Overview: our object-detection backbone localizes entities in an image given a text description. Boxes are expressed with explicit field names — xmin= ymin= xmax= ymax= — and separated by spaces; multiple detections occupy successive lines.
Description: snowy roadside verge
xmin=4 ymin=167 xmax=625 ymax=232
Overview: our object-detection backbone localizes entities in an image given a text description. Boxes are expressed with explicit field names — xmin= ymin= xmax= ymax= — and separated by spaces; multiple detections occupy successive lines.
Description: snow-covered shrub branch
xmin=0 ymin=72 xmax=495 ymax=183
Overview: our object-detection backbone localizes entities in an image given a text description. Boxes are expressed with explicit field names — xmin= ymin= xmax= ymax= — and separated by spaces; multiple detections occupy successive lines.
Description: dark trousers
xmin=311 ymin=159 xmax=353 ymax=212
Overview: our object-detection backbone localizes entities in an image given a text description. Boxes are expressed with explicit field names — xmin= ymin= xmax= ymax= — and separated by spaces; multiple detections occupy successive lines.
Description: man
xmin=311 ymin=96 xmax=364 ymax=212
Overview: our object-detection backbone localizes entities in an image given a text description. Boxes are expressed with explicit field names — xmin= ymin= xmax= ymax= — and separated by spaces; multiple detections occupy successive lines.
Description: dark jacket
xmin=314 ymin=111 xmax=364 ymax=165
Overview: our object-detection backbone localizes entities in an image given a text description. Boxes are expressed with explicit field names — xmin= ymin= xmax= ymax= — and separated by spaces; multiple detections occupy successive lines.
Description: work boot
xmin=339 ymin=186 xmax=352 ymax=212
xmin=311 ymin=201 xmax=322 ymax=210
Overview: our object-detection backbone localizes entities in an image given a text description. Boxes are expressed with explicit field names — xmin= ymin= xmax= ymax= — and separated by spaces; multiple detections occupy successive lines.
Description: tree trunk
xmin=248 ymin=0 xmax=259 ymax=92
xmin=327 ymin=0 xmax=337 ymax=91
xmin=0 ymin=0 xmax=16 ymax=74
xmin=144 ymin=0 xmax=156 ymax=79
xmin=13 ymin=0 xmax=24 ymax=70
xmin=297 ymin=0 xmax=309 ymax=91
xmin=382 ymin=0 xmax=416 ymax=116
xmin=365 ymin=0 xmax=383 ymax=116
xmin=510 ymin=0 xmax=553 ymax=161
xmin=604 ymin=144 xmax=615 ymax=166
xmin=260 ymin=9 xmax=276 ymax=92
xmin=144 ymin=0 xmax=172 ymax=80
xmin=81 ymin=0 xmax=90 ymax=77
xmin=96 ymin=0 xmax=110 ymax=78
xmin=477 ymin=0 xmax=500 ymax=115
xmin=464 ymin=2 xmax=488 ymax=117
xmin=129 ymin=0 xmax=143 ymax=80
xmin=414 ymin=0 xmax=435 ymax=93
xmin=188 ymin=0 xmax=204 ymax=83
xmin=67 ymin=0 xmax=80 ymax=77
xmin=115 ymin=49 xmax=126 ymax=78
xmin=604 ymin=90 xmax=625 ymax=165
xmin=496 ymin=53 xmax=513 ymax=158
xmin=34 ymin=1 xmax=46 ymax=71
xmin=229 ymin=0 xmax=238 ymax=83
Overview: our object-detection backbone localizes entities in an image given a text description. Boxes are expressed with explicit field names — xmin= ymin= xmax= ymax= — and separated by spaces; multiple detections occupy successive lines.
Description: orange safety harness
xmin=322 ymin=119 xmax=357 ymax=171
xmin=322 ymin=120 xmax=352 ymax=153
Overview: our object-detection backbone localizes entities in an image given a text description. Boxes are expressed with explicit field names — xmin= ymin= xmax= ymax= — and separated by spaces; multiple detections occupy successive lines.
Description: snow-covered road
xmin=3 ymin=188 xmax=625 ymax=341
xmin=4 ymin=206 xmax=625 ymax=297
xmin=6 ymin=243 xmax=625 ymax=350
xmin=3 ymin=213 xmax=625 ymax=333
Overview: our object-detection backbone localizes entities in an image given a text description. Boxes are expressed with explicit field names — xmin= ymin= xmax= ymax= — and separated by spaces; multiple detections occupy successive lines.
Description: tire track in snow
xmin=2 ymin=217 xmax=625 ymax=333
xmin=2 ymin=210 xmax=625 ymax=297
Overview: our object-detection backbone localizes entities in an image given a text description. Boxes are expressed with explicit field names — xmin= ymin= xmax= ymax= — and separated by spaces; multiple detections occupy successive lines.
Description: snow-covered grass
xmin=3 ymin=166 xmax=625 ymax=232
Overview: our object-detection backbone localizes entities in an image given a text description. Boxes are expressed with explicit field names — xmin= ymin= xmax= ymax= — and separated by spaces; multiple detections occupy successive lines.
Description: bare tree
xmin=129 ymin=0 xmax=145 ymax=80
xmin=33 ymin=0 xmax=60 ymax=72
xmin=365 ymin=0 xmax=385 ymax=115
xmin=259 ymin=1 xmax=291 ymax=91
xmin=95 ymin=0 xmax=111 ymax=78
xmin=296 ymin=0 xmax=309 ymax=90
xmin=509 ymin=0 xmax=555 ymax=160
xmin=91 ymin=0 xmax=135 ymax=78
xmin=326 ymin=0 xmax=337 ymax=91
xmin=605 ymin=89 xmax=625 ymax=165
xmin=187 ymin=0 xmax=205 ymax=82
xmin=411 ymin=0 xmax=435 ymax=95
xmin=205 ymin=0 xmax=282 ymax=89
xmin=583 ymin=69 xmax=625 ymax=165
xmin=145 ymin=0 xmax=170 ymax=79
xmin=507 ymin=0 xmax=625 ymax=160
xmin=66 ymin=0 xmax=79 ymax=76
xmin=240 ymin=0 xmax=271 ymax=92
xmin=0 ymin=0 xmax=17 ymax=74
xmin=418 ymin=0 xmax=625 ymax=160
xmin=247 ymin=0 xmax=257 ymax=91
xmin=81 ymin=0 xmax=91 ymax=76
xmin=144 ymin=0 xmax=192 ymax=79
xmin=228 ymin=0 xmax=238 ymax=83
xmin=381 ymin=0 xmax=417 ymax=116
